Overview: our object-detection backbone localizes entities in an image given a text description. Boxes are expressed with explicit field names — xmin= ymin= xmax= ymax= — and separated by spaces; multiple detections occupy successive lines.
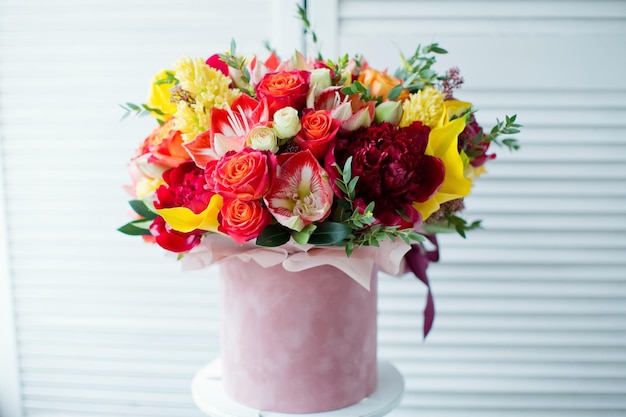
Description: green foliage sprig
xmin=341 ymin=81 xmax=382 ymax=104
xmin=219 ymin=39 xmax=255 ymax=96
xmin=483 ymin=114 xmax=522 ymax=152
xmin=394 ymin=43 xmax=448 ymax=92
xmin=119 ymin=102 xmax=166 ymax=124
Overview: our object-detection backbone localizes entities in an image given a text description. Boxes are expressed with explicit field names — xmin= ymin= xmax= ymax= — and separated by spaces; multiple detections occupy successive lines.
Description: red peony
xmin=330 ymin=122 xmax=445 ymax=226
xmin=151 ymin=162 xmax=215 ymax=252
xmin=154 ymin=161 xmax=214 ymax=214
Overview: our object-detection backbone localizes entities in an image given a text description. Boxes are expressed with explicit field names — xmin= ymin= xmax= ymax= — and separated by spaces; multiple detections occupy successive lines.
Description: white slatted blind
xmin=309 ymin=0 xmax=626 ymax=416
xmin=1 ymin=1 xmax=626 ymax=417
xmin=0 ymin=1 xmax=301 ymax=416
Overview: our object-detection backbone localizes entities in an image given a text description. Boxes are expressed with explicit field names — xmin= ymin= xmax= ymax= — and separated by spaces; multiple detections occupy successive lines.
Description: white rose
xmin=309 ymin=68 xmax=332 ymax=97
xmin=246 ymin=126 xmax=279 ymax=153
xmin=273 ymin=107 xmax=301 ymax=141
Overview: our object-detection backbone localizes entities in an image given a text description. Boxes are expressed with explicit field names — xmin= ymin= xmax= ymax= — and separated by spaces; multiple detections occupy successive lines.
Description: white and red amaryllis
xmin=264 ymin=150 xmax=333 ymax=232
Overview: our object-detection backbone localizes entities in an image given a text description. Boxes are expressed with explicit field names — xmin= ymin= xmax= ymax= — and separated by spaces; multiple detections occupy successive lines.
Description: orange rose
xmin=205 ymin=148 xmax=277 ymax=201
xmin=293 ymin=110 xmax=341 ymax=159
xmin=219 ymin=198 xmax=272 ymax=244
xmin=254 ymin=70 xmax=311 ymax=116
xmin=357 ymin=69 xmax=408 ymax=102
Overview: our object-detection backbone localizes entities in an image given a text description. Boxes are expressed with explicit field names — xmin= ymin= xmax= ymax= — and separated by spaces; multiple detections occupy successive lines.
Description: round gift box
xmin=219 ymin=257 xmax=378 ymax=413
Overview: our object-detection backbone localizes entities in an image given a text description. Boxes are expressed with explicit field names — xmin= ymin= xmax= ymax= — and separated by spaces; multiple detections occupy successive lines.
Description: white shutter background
xmin=307 ymin=1 xmax=626 ymax=416
xmin=1 ymin=1 xmax=625 ymax=417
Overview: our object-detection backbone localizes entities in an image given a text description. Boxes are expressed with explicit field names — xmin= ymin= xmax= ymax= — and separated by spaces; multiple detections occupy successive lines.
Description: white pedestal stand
xmin=192 ymin=359 xmax=404 ymax=417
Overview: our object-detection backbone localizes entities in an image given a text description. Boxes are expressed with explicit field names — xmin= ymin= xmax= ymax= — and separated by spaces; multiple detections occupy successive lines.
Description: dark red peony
xmin=330 ymin=122 xmax=445 ymax=227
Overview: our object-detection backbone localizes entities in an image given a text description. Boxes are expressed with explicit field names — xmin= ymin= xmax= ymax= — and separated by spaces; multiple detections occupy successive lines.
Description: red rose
xmin=219 ymin=198 xmax=272 ymax=244
xmin=293 ymin=109 xmax=341 ymax=159
xmin=254 ymin=70 xmax=310 ymax=116
xmin=205 ymin=148 xmax=277 ymax=201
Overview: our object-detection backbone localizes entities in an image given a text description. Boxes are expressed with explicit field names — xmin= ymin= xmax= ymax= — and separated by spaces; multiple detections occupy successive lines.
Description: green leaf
xmin=293 ymin=224 xmax=316 ymax=245
xmin=308 ymin=222 xmax=351 ymax=245
xmin=419 ymin=68 xmax=436 ymax=80
xmin=429 ymin=45 xmax=448 ymax=54
xmin=128 ymin=200 xmax=157 ymax=220
xmin=386 ymin=84 xmax=403 ymax=101
xmin=256 ymin=224 xmax=291 ymax=247
xmin=334 ymin=180 xmax=349 ymax=195
xmin=342 ymin=156 xmax=353 ymax=185
xmin=118 ymin=219 xmax=153 ymax=236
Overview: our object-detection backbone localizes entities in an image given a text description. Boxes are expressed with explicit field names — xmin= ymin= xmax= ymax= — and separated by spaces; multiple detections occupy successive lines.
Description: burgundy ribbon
xmin=404 ymin=234 xmax=439 ymax=339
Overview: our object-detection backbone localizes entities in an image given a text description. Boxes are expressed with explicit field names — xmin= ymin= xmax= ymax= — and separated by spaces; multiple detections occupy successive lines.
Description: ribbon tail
xmin=405 ymin=235 xmax=439 ymax=339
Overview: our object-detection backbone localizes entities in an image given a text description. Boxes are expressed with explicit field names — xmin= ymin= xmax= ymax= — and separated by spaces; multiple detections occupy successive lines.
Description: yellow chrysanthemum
xmin=399 ymin=86 xmax=445 ymax=129
xmin=173 ymin=57 xmax=240 ymax=142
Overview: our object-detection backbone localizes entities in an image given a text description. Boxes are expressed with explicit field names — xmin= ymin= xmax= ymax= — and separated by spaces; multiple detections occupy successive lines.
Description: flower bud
xmin=246 ymin=126 xmax=279 ymax=153
xmin=309 ymin=68 xmax=332 ymax=97
xmin=374 ymin=100 xmax=404 ymax=125
xmin=273 ymin=106 xmax=301 ymax=141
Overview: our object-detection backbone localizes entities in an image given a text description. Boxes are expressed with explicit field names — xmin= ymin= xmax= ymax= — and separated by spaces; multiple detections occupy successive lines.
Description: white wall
xmin=1 ymin=0 xmax=626 ymax=416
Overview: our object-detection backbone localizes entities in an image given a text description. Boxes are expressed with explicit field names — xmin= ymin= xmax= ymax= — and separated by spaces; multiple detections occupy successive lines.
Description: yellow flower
xmin=399 ymin=87 xmax=445 ymax=129
xmin=146 ymin=70 xmax=177 ymax=120
xmin=172 ymin=57 xmax=240 ymax=143
xmin=135 ymin=177 xmax=164 ymax=200
xmin=413 ymin=117 xmax=472 ymax=220
xmin=155 ymin=194 xmax=223 ymax=233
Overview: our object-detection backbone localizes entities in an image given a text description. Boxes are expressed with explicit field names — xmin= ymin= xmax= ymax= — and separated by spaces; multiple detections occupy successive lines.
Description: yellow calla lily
xmin=155 ymin=194 xmax=223 ymax=233
xmin=443 ymin=99 xmax=473 ymax=121
xmin=146 ymin=69 xmax=178 ymax=120
xmin=414 ymin=117 xmax=472 ymax=220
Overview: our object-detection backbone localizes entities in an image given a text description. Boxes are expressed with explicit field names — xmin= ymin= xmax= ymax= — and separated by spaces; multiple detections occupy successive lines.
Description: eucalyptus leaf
xmin=308 ymin=222 xmax=351 ymax=245
xmin=256 ymin=224 xmax=291 ymax=247
xmin=118 ymin=219 xmax=153 ymax=236
xmin=128 ymin=200 xmax=157 ymax=220
xmin=387 ymin=84 xmax=403 ymax=101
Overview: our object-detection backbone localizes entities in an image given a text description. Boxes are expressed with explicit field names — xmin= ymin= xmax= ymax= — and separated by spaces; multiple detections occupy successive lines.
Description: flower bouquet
xmin=119 ymin=13 xmax=520 ymax=413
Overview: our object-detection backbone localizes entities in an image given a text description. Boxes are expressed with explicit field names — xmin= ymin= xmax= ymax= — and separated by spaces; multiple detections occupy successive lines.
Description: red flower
xmin=459 ymin=114 xmax=496 ymax=168
xmin=151 ymin=162 xmax=216 ymax=252
xmin=331 ymin=122 xmax=445 ymax=226
xmin=219 ymin=198 xmax=272 ymax=244
xmin=254 ymin=70 xmax=310 ymax=116
xmin=150 ymin=216 xmax=203 ymax=253
xmin=206 ymin=53 xmax=229 ymax=76
xmin=293 ymin=109 xmax=341 ymax=159
xmin=154 ymin=161 xmax=213 ymax=214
